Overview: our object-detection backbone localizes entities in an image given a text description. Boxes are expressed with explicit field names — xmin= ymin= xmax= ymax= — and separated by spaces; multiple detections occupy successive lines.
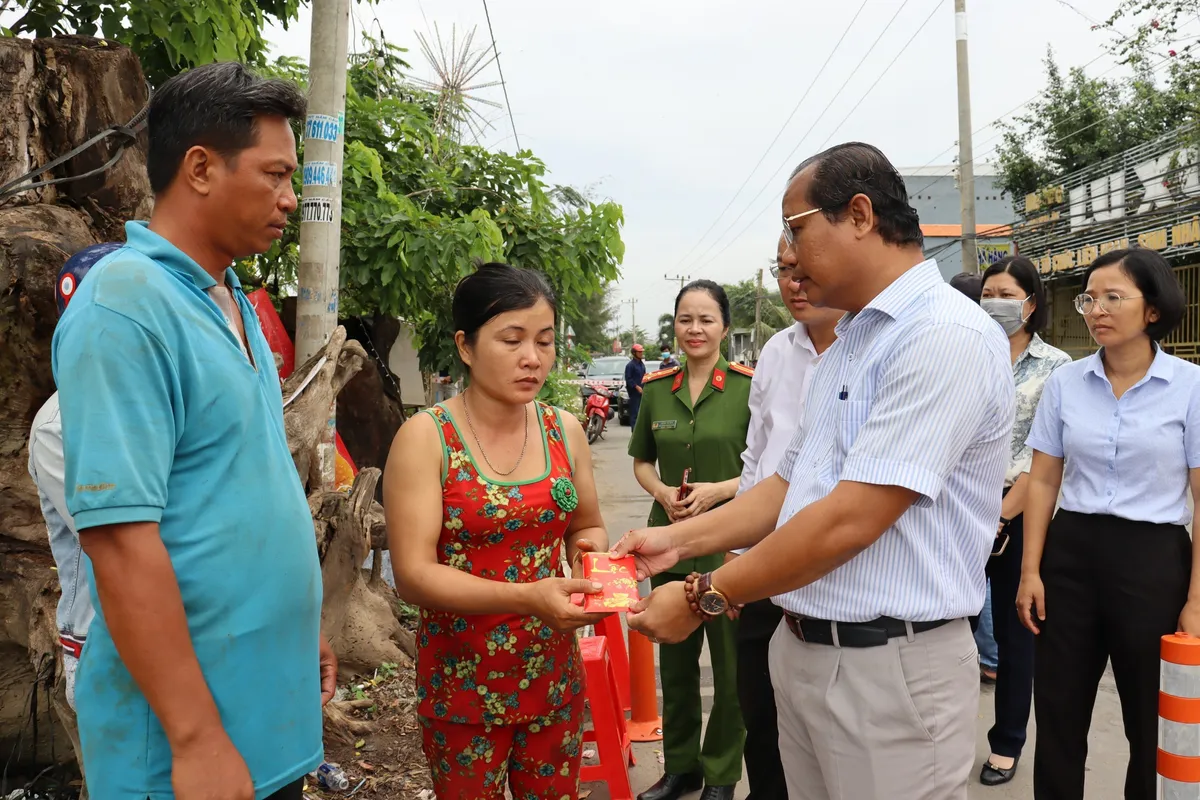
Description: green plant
xmin=8 ymin=0 xmax=303 ymax=85
xmin=538 ymin=370 xmax=584 ymax=423
xmin=249 ymin=41 xmax=625 ymax=377
xmin=995 ymin=48 xmax=1200 ymax=200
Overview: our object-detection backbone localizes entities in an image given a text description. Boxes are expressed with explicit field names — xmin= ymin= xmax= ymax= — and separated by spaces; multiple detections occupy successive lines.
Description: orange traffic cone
xmin=1158 ymin=634 xmax=1200 ymax=793
xmin=626 ymin=628 xmax=663 ymax=742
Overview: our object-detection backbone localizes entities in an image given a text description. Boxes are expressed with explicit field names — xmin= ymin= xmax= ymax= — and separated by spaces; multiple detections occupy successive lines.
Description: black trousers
xmin=1033 ymin=510 xmax=1191 ymax=800
xmin=736 ymin=598 xmax=789 ymax=800
xmin=985 ymin=511 xmax=1035 ymax=758
xmin=150 ymin=777 xmax=303 ymax=800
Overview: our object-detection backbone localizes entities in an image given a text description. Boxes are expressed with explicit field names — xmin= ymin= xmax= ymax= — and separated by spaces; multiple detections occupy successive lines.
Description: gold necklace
xmin=462 ymin=391 xmax=529 ymax=477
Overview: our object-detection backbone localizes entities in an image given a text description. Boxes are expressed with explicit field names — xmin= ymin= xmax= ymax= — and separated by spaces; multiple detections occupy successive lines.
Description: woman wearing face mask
xmin=628 ymin=279 xmax=751 ymax=800
xmin=974 ymin=256 xmax=1071 ymax=786
xmin=384 ymin=262 xmax=611 ymax=800
xmin=1018 ymin=248 xmax=1200 ymax=800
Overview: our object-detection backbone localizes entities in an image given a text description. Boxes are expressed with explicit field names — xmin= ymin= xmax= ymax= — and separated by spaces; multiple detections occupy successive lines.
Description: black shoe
xmin=699 ymin=786 xmax=735 ymax=800
xmin=980 ymin=756 xmax=1019 ymax=786
xmin=637 ymin=771 xmax=704 ymax=800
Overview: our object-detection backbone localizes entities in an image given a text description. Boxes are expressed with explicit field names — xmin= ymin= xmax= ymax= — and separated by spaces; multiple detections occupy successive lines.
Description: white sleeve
xmin=737 ymin=362 xmax=769 ymax=497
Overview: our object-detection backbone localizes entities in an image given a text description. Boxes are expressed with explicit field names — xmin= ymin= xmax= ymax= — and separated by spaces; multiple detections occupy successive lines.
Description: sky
xmin=270 ymin=1 xmax=1136 ymax=331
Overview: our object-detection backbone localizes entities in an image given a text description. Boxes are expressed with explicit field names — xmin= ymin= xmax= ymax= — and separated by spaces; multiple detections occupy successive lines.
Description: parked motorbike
xmin=584 ymin=384 xmax=616 ymax=443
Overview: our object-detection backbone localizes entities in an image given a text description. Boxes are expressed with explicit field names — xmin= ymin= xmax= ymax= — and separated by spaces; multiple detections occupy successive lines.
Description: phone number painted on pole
xmin=302 ymin=197 xmax=334 ymax=223
xmin=303 ymin=161 xmax=338 ymax=187
xmin=305 ymin=114 xmax=340 ymax=142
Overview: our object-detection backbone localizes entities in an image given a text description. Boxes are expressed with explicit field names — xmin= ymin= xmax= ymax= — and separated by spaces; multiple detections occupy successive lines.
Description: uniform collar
xmin=673 ymin=355 xmax=730 ymax=394
xmin=125 ymin=220 xmax=242 ymax=292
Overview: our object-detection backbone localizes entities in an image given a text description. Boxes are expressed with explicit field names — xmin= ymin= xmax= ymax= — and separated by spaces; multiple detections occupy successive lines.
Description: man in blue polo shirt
xmin=52 ymin=62 xmax=334 ymax=800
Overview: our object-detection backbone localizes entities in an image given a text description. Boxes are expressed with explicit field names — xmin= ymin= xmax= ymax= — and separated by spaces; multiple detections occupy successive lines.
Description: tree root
xmin=323 ymin=700 xmax=379 ymax=746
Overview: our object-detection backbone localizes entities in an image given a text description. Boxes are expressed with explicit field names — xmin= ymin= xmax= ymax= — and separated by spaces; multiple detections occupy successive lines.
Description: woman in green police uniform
xmin=628 ymin=279 xmax=750 ymax=800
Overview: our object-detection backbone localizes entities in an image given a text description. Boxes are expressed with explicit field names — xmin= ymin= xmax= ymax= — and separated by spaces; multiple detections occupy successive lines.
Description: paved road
xmin=581 ymin=424 xmax=1128 ymax=800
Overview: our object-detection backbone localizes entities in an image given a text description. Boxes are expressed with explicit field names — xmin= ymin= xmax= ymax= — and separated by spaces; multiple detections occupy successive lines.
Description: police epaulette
xmin=729 ymin=362 xmax=755 ymax=378
xmin=642 ymin=366 xmax=682 ymax=383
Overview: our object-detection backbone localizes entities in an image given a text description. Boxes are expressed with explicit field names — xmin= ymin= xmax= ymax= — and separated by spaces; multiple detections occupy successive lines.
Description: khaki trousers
xmin=768 ymin=617 xmax=978 ymax=800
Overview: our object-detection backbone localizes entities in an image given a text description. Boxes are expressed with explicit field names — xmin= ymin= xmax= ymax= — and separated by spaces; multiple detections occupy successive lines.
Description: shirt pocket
xmin=837 ymin=399 xmax=872 ymax=457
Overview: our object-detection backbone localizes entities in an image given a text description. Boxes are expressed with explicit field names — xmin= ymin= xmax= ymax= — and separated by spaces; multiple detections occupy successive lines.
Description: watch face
xmin=698 ymin=591 xmax=728 ymax=616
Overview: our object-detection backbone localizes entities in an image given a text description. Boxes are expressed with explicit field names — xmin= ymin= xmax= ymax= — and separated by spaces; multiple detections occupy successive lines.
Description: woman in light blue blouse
xmin=1018 ymin=248 xmax=1200 ymax=800
xmin=976 ymin=256 xmax=1071 ymax=788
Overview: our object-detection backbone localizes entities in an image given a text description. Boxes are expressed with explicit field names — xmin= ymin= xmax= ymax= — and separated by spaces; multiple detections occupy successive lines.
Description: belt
xmin=783 ymin=613 xmax=951 ymax=648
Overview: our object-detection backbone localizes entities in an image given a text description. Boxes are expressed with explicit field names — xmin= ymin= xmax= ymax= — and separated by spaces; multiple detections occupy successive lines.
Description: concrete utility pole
xmin=297 ymin=0 xmax=351 ymax=489
xmin=664 ymin=273 xmax=689 ymax=293
xmin=753 ymin=267 xmax=763 ymax=363
xmin=663 ymin=274 xmax=689 ymax=352
xmin=621 ymin=298 xmax=638 ymax=348
xmin=955 ymin=0 xmax=979 ymax=273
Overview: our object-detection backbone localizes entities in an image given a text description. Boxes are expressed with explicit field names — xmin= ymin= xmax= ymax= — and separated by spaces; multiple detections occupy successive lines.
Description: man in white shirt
xmin=732 ymin=234 xmax=842 ymax=800
xmin=617 ymin=142 xmax=1013 ymax=800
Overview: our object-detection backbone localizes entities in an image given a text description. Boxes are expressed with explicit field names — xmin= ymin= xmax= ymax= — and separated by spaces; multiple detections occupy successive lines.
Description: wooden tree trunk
xmin=0 ymin=36 xmax=409 ymax=777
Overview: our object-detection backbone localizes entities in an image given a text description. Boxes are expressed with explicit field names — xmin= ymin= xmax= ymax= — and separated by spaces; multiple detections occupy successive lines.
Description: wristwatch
xmin=694 ymin=572 xmax=730 ymax=617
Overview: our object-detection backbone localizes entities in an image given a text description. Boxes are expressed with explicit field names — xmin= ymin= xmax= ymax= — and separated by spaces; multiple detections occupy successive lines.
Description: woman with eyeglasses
xmin=1017 ymin=248 xmax=1200 ymax=800
xmin=974 ymin=256 xmax=1071 ymax=787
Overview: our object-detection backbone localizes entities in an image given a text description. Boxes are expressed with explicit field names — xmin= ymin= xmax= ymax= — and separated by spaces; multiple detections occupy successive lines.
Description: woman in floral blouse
xmin=384 ymin=262 xmax=610 ymax=800
xmin=975 ymin=255 xmax=1071 ymax=787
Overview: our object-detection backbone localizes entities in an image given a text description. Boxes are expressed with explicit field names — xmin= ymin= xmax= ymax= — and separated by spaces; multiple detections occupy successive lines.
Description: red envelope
xmin=581 ymin=552 xmax=641 ymax=613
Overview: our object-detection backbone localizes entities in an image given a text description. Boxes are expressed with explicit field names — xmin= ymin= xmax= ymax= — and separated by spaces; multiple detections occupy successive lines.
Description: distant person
xmin=629 ymin=280 xmax=751 ymax=800
xmin=732 ymin=230 xmax=842 ymax=800
xmin=28 ymin=243 xmax=121 ymax=712
xmin=626 ymin=343 xmax=647 ymax=428
xmin=1019 ymin=248 xmax=1200 ymax=800
xmin=384 ymin=262 xmax=610 ymax=799
xmin=660 ymin=348 xmax=680 ymax=370
xmin=951 ymin=270 xmax=983 ymax=303
xmin=950 ymin=268 xmax=998 ymax=681
xmin=52 ymin=62 xmax=335 ymax=800
xmin=975 ymin=256 xmax=1071 ymax=787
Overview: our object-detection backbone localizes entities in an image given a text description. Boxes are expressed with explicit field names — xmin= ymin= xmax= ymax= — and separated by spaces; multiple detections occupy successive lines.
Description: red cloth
xmin=420 ymin=692 xmax=584 ymax=799
xmin=415 ymin=403 xmax=585 ymax=727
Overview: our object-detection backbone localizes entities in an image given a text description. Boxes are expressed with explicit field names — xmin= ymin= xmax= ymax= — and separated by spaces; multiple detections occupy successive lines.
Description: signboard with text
xmin=1014 ymin=125 xmax=1200 ymax=276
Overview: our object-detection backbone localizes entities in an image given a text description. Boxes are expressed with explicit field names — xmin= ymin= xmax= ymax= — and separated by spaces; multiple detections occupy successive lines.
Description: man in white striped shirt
xmin=616 ymin=142 xmax=1014 ymax=800
xmin=731 ymin=233 xmax=841 ymax=800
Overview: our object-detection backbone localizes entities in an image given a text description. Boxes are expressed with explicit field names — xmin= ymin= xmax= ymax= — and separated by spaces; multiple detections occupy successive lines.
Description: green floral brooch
xmin=550 ymin=477 xmax=579 ymax=513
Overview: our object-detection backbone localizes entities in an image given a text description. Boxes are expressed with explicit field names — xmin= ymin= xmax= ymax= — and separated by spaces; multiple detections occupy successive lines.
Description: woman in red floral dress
xmin=384 ymin=262 xmax=611 ymax=800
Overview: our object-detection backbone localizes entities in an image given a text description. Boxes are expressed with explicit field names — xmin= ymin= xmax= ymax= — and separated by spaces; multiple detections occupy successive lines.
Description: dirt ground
xmin=314 ymin=659 xmax=433 ymax=800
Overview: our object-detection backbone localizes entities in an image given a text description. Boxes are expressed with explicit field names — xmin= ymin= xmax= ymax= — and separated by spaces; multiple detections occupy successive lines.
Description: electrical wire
xmin=691 ymin=0 xmax=945 ymax=274
xmin=906 ymin=46 xmax=1182 ymax=200
xmin=818 ymin=0 xmax=945 ymax=149
xmin=684 ymin=0 xmax=922 ymax=272
xmin=904 ymin=12 xmax=1200 ymax=200
xmin=481 ymin=0 xmax=520 ymax=152
xmin=669 ymin=0 xmax=869 ymax=271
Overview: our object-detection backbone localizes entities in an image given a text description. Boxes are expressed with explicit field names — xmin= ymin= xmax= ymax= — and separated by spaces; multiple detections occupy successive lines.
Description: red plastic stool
xmin=579 ymin=635 xmax=636 ymax=800
xmin=593 ymin=613 xmax=631 ymax=712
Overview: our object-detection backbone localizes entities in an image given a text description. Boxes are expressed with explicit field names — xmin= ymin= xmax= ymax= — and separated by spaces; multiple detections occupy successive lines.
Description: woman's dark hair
xmin=674 ymin=279 xmax=731 ymax=328
xmin=1081 ymin=248 xmax=1185 ymax=342
xmin=792 ymin=142 xmax=923 ymax=248
xmin=453 ymin=261 xmax=557 ymax=344
xmin=148 ymin=62 xmax=307 ymax=194
xmin=981 ymin=255 xmax=1048 ymax=333
xmin=948 ymin=271 xmax=982 ymax=304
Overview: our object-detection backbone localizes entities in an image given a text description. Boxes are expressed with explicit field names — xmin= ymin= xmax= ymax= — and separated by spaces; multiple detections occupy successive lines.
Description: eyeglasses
xmin=781 ymin=207 xmax=823 ymax=246
xmin=769 ymin=262 xmax=796 ymax=280
xmin=1073 ymin=293 xmax=1144 ymax=315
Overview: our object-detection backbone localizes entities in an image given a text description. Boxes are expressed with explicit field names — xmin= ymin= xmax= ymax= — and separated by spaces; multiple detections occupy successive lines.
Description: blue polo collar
xmin=125 ymin=221 xmax=242 ymax=291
